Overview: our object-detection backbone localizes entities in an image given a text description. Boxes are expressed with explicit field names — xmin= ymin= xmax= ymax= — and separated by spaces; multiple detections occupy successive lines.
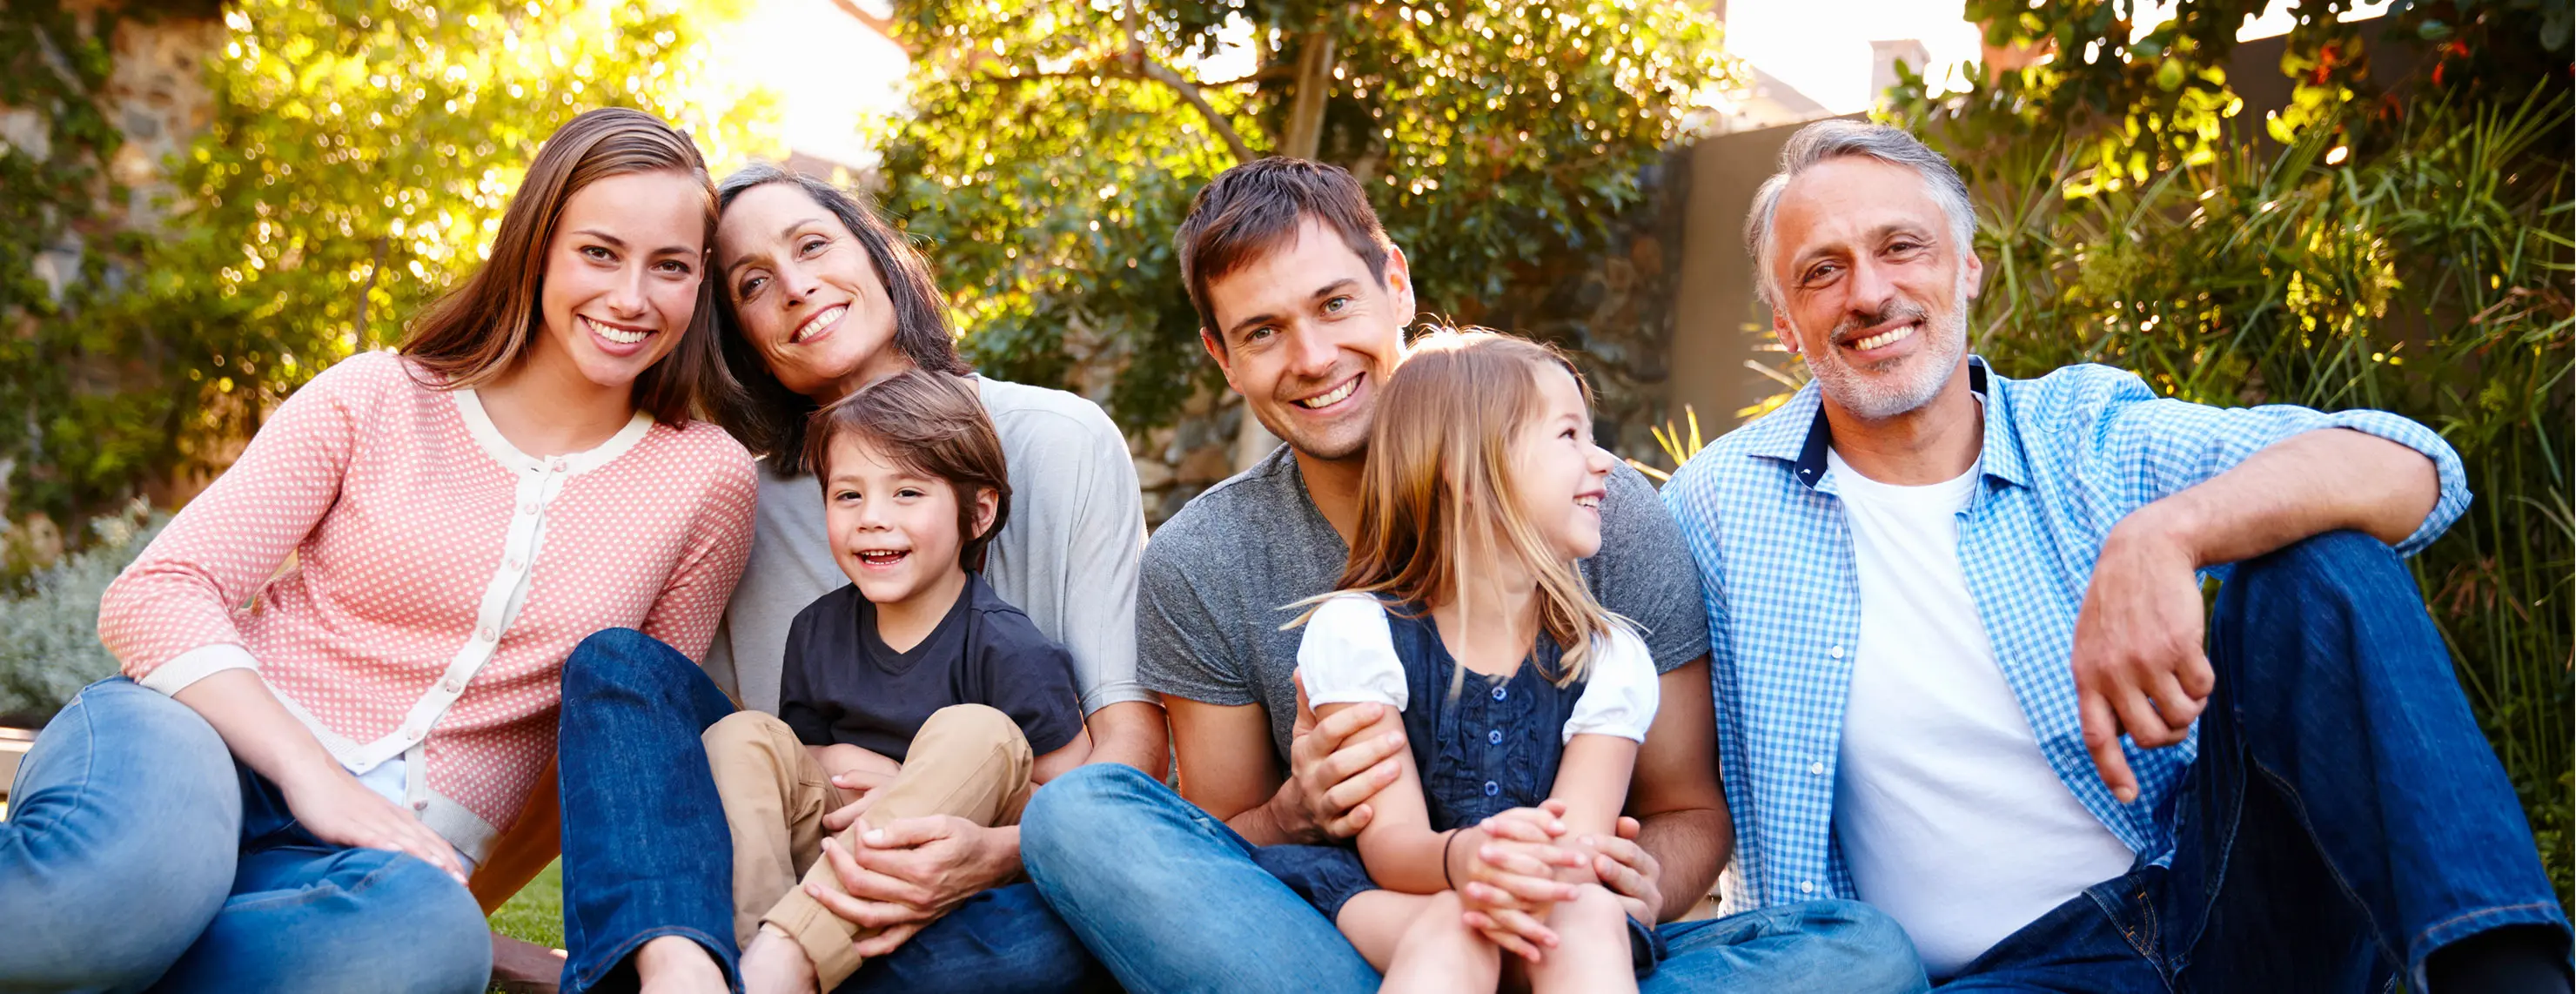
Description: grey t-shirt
xmin=1139 ymin=444 xmax=1710 ymax=762
xmin=705 ymin=376 xmax=1151 ymax=716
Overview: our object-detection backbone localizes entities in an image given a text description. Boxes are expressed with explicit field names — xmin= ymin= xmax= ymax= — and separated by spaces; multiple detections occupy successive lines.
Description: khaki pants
xmin=702 ymin=706 xmax=1033 ymax=990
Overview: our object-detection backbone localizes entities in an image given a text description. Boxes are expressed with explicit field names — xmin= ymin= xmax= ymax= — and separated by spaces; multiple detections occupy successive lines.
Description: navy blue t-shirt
xmin=778 ymin=574 xmax=1084 ymax=762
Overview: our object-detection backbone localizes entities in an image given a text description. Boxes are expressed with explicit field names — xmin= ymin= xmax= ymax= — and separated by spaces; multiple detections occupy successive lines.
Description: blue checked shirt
xmin=1660 ymin=358 xmax=2469 ymax=911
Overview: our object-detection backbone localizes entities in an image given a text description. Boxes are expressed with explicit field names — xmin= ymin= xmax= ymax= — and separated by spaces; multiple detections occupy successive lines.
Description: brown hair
xmin=803 ymin=371 xmax=1010 ymax=573
xmin=1291 ymin=329 xmax=1628 ymax=686
xmin=713 ymin=165 xmax=970 ymax=475
xmin=400 ymin=107 xmax=728 ymax=424
xmin=1174 ymin=158 xmax=1393 ymax=345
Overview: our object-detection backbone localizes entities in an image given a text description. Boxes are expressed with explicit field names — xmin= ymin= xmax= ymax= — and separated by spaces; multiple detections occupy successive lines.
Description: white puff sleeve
xmin=1294 ymin=594 xmax=1409 ymax=712
xmin=1562 ymin=628 xmax=1659 ymax=743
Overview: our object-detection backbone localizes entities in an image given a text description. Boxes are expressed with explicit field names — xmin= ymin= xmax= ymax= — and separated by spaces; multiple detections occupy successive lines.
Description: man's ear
xmin=1383 ymin=243 xmax=1417 ymax=319
xmin=1962 ymin=251 xmax=1987 ymax=302
xmin=1201 ymin=326 xmax=1248 ymax=397
xmin=1772 ymin=302 xmax=1800 ymax=357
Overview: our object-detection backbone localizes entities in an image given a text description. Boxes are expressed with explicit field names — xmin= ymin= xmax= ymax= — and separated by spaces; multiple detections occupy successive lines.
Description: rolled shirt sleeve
xmin=2055 ymin=365 xmax=2470 ymax=555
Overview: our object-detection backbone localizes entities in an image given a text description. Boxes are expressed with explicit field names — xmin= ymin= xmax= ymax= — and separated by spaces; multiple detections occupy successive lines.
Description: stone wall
xmin=4 ymin=3 xmax=223 ymax=290
xmin=1 ymin=3 xmax=223 ymax=566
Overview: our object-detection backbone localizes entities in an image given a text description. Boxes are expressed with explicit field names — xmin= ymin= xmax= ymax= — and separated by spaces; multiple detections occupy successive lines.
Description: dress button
xmin=520 ymin=501 xmax=540 ymax=515
xmin=506 ymin=557 xmax=524 ymax=571
xmin=1809 ymin=761 xmax=1826 ymax=776
xmin=547 ymin=457 xmax=567 ymax=472
xmin=1799 ymin=880 xmax=1815 ymax=894
xmin=1828 ymin=645 xmax=1845 ymax=659
xmin=477 ymin=626 xmax=496 ymax=642
xmin=413 ymin=799 xmax=428 ymax=811
xmin=1487 ymin=729 xmax=1504 ymax=745
xmin=1490 ymin=685 xmax=1506 ymax=701
xmin=403 ymin=725 xmax=422 ymax=741
xmin=442 ymin=678 xmax=462 ymax=693
xmin=1483 ymin=781 xmax=1499 ymax=796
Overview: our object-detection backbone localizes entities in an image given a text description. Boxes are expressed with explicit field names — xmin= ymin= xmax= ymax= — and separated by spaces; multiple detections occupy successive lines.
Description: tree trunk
xmin=1234 ymin=27 xmax=1338 ymax=472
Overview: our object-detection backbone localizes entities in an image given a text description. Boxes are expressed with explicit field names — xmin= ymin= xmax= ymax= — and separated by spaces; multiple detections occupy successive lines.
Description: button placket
xmin=376 ymin=466 xmax=552 ymax=770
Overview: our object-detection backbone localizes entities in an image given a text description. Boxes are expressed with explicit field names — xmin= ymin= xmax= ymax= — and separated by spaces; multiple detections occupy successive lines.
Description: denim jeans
xmin=1942 ymin=532 xmax=2570 ymax=991
xmin=0 ymin=678 xmax=491 ymax=993
xmin=1021 ymin=762 xmax=1929 ymax=994
xmin=553 ymin=628 xmax=1108 ymax=994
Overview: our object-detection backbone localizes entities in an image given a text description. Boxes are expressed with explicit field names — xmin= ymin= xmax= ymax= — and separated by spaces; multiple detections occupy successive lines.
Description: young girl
xmin=1253 ymin=330 xmax=1661 ymax=994
xmin=0 ymin=108 xmax=754 ymax=993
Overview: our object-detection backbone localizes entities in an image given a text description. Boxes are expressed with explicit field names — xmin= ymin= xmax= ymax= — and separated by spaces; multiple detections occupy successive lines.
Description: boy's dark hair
xmin=714 ymin=164 xmax=971 ymax=476
xmin=804 ymin=371 xmax=1012 ymax=573
xmin=1174 ymin=158 xmax=1393 ymax=346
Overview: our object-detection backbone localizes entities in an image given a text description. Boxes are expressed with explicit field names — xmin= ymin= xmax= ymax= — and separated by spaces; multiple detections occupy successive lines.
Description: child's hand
xmin=821 ymin=771 xmax=889 ymax=833
xmin=1453 ymin=803 xmax=1592 ymax=961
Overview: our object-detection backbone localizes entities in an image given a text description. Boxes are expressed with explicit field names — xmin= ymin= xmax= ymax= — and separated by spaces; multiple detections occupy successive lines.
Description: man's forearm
xmin=1083 ymin=701 xmax=1170 ymax=777
xmin=2141 ymin=427 xmax=2441 ymax=566
xmin=1635 ymin=806 xmax=1730 ymax=923
xmin=1224 ymin=786 xmax=1305 ymax=847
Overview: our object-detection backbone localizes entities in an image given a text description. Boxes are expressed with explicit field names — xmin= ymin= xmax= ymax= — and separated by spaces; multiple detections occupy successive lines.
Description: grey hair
xmin=1744 ymin=119 xmax=1976 ymax=307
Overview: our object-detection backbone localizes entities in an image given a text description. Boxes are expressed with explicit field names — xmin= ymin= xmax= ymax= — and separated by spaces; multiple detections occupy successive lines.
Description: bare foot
xmin=634 ymin=935 xmax=728 ymax=994
xmin=738 ymin=925 xmax=821 ymax=994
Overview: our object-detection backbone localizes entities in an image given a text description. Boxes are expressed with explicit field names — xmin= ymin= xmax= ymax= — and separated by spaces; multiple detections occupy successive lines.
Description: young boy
xmin=703 ymin=370 xmax=1092 ymax=994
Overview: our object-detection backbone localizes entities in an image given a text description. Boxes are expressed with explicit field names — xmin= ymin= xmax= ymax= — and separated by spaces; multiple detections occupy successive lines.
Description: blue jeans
xmin=0 ymin=678 xmax=490 ymax=993
xmin=554 ymin=628 xmax=1109 ymax=994
xmin=1944 ymin=532 xmax=2570 ymax=991
xmin=1021 ymin=762 xmax=1929 ymax=994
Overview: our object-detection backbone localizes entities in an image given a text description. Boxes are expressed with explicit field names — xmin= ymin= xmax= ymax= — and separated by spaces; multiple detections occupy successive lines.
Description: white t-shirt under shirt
xmin=1824 ymin=447 xmax=2136 ymax=977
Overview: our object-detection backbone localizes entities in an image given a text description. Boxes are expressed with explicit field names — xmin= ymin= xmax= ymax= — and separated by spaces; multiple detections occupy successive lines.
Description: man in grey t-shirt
xmin=1140 ymin=445 xmax=1707 ymax=767
xmin=1018 ymin=159 xmax=1923 ymax=994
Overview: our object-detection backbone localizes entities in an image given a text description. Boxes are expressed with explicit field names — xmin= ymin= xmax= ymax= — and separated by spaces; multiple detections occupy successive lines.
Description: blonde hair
xmin=1291 ymin=329 xmax=1630 ymax=686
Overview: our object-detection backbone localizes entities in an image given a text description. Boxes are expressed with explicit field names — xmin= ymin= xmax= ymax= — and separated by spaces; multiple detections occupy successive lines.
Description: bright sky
xmin=1721 ymin=0 xmax=1985 ymax=114
xmin=1721 ymin=0 xmax=2396 ymax=116
xmin=704 ymin=0 xmax=908 ymax=168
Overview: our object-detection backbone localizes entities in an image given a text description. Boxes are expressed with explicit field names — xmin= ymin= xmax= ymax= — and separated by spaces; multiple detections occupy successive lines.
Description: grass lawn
xmin=488 ymin=859 xmax=565 ymax=993
xmin=490 ymin=858 xmax=566 ymax=949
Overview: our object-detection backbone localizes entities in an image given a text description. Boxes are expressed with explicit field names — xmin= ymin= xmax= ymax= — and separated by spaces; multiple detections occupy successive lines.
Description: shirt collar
xmin=1761 ymin=356 xmax=2027 ymax=492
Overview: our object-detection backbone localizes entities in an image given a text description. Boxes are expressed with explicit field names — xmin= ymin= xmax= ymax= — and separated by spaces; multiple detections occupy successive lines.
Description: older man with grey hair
xmin=1661 ymin=118 xmax=2569 ymax=991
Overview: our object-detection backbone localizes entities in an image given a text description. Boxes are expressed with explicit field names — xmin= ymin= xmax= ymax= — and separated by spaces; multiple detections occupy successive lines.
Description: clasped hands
xmin=1279 ymin=691 xmax=1664 ymax=964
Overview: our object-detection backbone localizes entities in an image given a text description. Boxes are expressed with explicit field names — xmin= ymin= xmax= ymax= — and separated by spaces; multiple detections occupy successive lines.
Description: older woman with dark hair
xmin=547 ymin=166 xmax=1157 ymax=994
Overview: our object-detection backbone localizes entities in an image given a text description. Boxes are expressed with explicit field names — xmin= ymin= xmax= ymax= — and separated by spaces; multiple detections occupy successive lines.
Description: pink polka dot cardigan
xmin=97 ymin=351 xmax=757 ymax=863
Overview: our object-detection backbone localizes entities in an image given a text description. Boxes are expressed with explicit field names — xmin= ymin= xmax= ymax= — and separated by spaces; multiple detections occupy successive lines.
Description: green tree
xmin=0 ymin=0 xmax=774 ymax=524
xmin=1888 ymin=0 xmax=2570 ymax=190
xmin=869 ymin=0 xmax=1743 ymax=428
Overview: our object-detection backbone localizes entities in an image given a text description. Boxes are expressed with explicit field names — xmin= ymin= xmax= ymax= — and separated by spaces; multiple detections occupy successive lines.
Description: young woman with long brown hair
xmin=1251 ymin=329 xmax=1662 ymax=994
xmin=0 ymin=107 xmax=754 ymax=993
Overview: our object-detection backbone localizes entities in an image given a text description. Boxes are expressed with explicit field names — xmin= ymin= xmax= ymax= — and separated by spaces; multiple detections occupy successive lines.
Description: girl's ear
xmin=969 ymin=485 xmax=1001 ymax=540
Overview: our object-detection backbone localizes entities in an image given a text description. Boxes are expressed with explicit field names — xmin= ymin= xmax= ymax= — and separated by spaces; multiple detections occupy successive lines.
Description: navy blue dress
xmin=1249 ymin=601 xmax=1663 ymax=974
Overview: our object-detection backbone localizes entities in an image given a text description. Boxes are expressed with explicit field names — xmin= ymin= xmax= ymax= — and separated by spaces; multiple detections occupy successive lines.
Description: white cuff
xmin=1297 ymin=594 xmax=1409 ymax=710
xmin=137 ymin=643 xmax=260 ymax=696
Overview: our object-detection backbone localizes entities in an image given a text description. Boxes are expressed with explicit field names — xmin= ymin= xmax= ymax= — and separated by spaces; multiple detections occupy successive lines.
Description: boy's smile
xmin=822 ymin=433 xmax=989 ymax=648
